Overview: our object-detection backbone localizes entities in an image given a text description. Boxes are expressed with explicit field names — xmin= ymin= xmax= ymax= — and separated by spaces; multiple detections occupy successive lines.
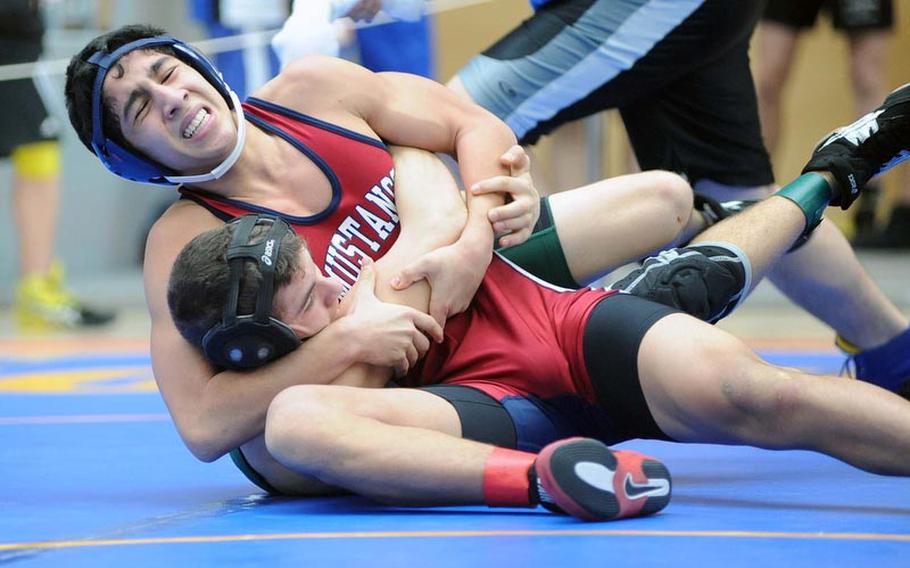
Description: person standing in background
xmin=1 ymin=0 xmax=113 ymax=330
xmin=272 ymin=0 xmax=434 ymax=78
xmin=188 ymin=0 xmax=290 ymax=98
xmin=757 ymin=0 xmax=910 ymax=249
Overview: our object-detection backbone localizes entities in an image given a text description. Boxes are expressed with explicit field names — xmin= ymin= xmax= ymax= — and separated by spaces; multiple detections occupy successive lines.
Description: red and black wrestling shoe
xmin=533 ymin=438 xmax=671 ymax=522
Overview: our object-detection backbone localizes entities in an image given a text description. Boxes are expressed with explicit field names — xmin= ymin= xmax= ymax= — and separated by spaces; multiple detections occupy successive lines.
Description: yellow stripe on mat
xmin=2 ymin=529 xmax=909 ymax=550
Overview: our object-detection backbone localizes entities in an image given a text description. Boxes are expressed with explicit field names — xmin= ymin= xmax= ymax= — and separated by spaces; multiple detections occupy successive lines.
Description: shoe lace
xmin=693 ymin=193 xmax=725 ymax=226
xmin=834 ymin=334 xmax=860 ymax=378
xmin=720 ymin=199 xmax=758 ymax=216
xmin=839 ymin=354 xmax=857 ymax=378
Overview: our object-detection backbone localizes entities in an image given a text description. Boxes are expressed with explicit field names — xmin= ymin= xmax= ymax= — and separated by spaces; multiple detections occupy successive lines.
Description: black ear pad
xmin=202 ymin=315 xmax=301 ymax=370
xmin=199 ymin=213 xmax=302 ymax=370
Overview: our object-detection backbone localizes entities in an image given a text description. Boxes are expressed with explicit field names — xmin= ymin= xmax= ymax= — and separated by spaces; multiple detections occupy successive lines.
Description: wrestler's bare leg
xmin=261 ymin=317 xmax=910 ymax=507
xmin=549 ymin=171 xmax=695 ymax=284
xmin=637 ymin=312 xmax=910 ymax=475
xmin=693 ymin=180 xmax=907 ymax=349
xmin=264 ymin=385 xmax=491 ymax=503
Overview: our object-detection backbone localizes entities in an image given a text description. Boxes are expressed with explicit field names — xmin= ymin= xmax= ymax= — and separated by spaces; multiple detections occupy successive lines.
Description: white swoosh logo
xmin=623 ymin=473 xmax=670 ymax=499
xmin=574 ymin=462 xmax=616 ymax=493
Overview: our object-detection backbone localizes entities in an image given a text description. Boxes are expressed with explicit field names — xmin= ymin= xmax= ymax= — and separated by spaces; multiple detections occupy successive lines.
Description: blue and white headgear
xmin=87 ymin=35 xmax=247 ymax=186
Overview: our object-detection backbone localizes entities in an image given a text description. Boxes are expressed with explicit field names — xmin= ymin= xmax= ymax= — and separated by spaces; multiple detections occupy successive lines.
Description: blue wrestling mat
xmin=1 ymin=339 xmax=908 ymax=567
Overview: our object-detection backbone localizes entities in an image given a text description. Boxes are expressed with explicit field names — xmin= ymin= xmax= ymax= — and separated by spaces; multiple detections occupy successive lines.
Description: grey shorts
xmin=458 ymin=0 xmax=773 ymax=187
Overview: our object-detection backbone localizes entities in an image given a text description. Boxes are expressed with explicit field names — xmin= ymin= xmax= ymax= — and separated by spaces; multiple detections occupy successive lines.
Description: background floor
xmin=1 ymin=251 xmax=908 ymax=567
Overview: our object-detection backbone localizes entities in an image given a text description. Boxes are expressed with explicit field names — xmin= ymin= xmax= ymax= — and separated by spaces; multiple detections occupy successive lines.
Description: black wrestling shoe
xmin=803 ymin=83 xmax=910 ymax=209
xmin=694 ymin=193 xmax=758 ymax=228
xmin=532 ymin=438 xmax=671 ymax=522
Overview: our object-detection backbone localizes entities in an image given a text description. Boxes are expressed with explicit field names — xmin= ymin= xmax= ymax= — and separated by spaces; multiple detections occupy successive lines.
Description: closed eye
xmin=298 ymin=281 xmax=316 ymax=315
xmin=135 ymin=98 xmax=149 ymax=123
xmin=302 ymin=290 xmax=315 ymax=312
xmin=134 ymin=67 xmax=177 ymax=123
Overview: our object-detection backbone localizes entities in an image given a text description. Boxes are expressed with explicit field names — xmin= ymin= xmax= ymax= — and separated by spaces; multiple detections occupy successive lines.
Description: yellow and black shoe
xmin=14 ymin=263 xmax=116 ymax=331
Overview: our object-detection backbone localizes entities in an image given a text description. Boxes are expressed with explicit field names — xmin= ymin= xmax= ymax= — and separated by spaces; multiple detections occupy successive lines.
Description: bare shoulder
xmin=146 ymin=201 xmax=221 ymax=264
xmin=143 ymin=200 xmax=223 ymax=315
xmin=256 ymin=55 xmax=376 ymax=114
xmin=283 ymin=55 xmax=365 ymax=84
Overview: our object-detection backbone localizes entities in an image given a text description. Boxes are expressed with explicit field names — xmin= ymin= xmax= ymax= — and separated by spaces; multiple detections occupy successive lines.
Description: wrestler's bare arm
xmin=266 ymin=56 xmax=514 ymax=222
xmin=261 ymin=56 xmax=523 ymax=324
xmin=145 ymin=149 xmax=470 ymax=462
xmin=144 ymin=202 xmax=378 ymax=462
xmin=326 ymin=146 xmax=470 ymax=388
xmin=227 ymin=148 xmax=471 ymax=495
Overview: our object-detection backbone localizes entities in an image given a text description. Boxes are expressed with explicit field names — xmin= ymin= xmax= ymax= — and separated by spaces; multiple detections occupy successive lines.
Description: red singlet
xmin=181 ymin=97 xmax=399 ymax=293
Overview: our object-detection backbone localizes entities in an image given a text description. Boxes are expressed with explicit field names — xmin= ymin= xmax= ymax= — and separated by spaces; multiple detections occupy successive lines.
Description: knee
xmin=850 ymin=69 xmax=884 ymax=104
xmin=265 ymin=386 xmax=338 ymax=468
xmin=611 ymin=243 xmax=749 ymax=323
xmin=848 ymin=49 xmax=885 ymax=99
xmin=646 ymin=170 xmax=694 ymax=228
xmin=714 ymin=356 xmax=807 ymax=443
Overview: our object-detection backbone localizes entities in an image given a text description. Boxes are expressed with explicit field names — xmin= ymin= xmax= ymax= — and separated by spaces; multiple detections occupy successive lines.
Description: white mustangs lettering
xmin=323 ymin=169 xmax=399 ymax=292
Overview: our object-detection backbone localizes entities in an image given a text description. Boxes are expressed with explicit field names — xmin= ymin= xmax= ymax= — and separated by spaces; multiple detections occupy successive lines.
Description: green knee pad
xmin=497 ymin=200 xmax=579 ymax=289
xmin=229 ymin=448 xmax=278 ymax=494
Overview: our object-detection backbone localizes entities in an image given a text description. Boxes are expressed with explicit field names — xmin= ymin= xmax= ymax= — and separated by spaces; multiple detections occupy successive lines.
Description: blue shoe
xmin=803 ymin=83 xmax=910 ymax=209
xmin=837 ymin=328 xmax=910 ymax=399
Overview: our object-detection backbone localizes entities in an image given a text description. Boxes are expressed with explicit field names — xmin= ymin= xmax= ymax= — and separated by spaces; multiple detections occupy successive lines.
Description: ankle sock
xmin=775 ymin=173 xmax=833 ymax=249
xmin=482 ymin=447 xmax=537 ymax=507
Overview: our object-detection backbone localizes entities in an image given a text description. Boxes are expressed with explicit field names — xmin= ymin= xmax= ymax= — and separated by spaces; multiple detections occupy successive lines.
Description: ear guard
xmin=87 ymin=35 xmax=245 ymax=186
xmin=201 ymin=214 xmax=301 ymax=370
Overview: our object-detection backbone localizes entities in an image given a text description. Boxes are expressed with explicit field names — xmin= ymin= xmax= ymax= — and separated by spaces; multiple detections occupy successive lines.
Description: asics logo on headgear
xmin=261 ymin=238 xmax=275 ymax=266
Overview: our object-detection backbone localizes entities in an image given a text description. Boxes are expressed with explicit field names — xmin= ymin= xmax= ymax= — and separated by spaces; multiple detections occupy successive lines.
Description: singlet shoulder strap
xmin=245 ymin=96 xmax=387 ymax=150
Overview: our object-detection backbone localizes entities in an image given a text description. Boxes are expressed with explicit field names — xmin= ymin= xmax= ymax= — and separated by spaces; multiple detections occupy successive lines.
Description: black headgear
xmin=201 ymin=214 xmax=301 ymax=370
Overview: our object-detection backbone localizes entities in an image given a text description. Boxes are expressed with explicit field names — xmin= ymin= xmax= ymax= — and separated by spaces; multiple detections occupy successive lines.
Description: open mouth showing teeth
xmin=183 ymin=109 xmax=210 ymax=139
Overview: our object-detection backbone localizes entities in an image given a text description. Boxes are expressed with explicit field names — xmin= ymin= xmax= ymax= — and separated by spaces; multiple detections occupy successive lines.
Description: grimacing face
xmin=101 ymin=49 xmax=238 ymax=174
xmin=272 ymin=247 xmax=345 ymax=340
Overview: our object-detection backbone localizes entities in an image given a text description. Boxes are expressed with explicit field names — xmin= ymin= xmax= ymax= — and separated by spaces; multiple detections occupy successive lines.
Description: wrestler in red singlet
xmin=183 ymin=96 xmax=665 ymax=451
xmin=181 ymin=97 xmax=400 ymax=294
xmin=407 ymin=255 xmax=613 ymax=404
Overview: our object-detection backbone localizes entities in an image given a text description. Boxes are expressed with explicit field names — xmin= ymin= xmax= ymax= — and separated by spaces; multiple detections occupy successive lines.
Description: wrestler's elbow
xmin=186 ymin=436 xmax=229 ymax=463
xmin=177 ymin=416 xmax=232 ymax=463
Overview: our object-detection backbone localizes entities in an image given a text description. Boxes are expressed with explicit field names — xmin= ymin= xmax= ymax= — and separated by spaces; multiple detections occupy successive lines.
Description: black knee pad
xmin=609 ymin=242 xmax=752 ymax=323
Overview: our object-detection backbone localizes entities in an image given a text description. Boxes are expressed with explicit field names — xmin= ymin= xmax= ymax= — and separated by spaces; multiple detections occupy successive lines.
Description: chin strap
xmin=164 ymin=91 xmax=246 ymax=185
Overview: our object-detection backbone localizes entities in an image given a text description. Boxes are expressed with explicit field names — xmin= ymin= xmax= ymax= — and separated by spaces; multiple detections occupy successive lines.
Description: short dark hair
xmin=64 ymin=24 xmax=173 ymax=156
xmin=167 ymin=222 xmax=303 ymax=349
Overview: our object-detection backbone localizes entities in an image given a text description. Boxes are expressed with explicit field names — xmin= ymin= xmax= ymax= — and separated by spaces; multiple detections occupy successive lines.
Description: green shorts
xmin=230 ymin=448 xmax=279 ymax=493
